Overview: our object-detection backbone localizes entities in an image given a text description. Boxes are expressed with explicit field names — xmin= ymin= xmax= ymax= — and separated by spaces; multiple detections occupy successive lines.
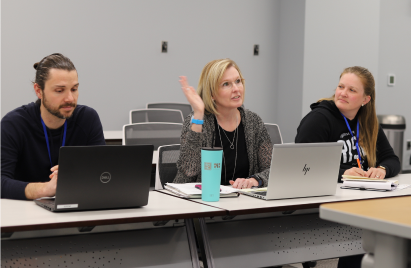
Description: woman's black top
xmin=214 ymin=117 xmax=250 ymax=185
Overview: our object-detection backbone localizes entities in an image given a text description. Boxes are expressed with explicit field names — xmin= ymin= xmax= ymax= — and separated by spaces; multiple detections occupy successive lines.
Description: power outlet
xmin=254 ymin=45 xmax=259 ymax=56
xmin=387 ymin=74 xmax=395 ymax=86
xmin=162 ymin=41 xmax=168 ymax=53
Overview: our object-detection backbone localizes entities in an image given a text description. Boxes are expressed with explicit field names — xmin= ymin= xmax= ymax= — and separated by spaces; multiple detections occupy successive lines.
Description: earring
xmin=362 ymin=104 xmax=364 ymax=107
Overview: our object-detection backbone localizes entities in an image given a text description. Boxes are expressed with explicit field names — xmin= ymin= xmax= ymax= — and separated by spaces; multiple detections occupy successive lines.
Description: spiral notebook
xmin=341 ymin=175 xmax=399 ymax=191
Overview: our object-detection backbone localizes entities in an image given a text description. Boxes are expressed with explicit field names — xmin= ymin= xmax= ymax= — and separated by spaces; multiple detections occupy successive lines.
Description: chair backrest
xmin=147 ymin=103 xmax=193 ymax=119
xmin=156 ymin=144 xmax=181 ymax=189
xmin=123 ymin=123 xmax=183 ymax=150
xmin=264 ymin=123 xmax=283 ymax=145
xmin=130 ymin=109 xmax=184 ymax=124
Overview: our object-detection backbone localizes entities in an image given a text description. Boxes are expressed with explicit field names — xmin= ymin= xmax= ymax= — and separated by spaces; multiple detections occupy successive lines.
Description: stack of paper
xmin=341 ymin=175 xmax=399 ymax=191
xmin=164 ymin=183 xmax=239 ymax=199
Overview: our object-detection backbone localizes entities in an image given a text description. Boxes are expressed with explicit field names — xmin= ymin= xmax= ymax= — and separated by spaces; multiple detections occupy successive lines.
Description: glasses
xmin=220 ymin=78 xmax=244 ymax=90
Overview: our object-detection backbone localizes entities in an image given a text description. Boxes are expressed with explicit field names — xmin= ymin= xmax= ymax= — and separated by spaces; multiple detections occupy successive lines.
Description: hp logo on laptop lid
xmin=302 ymin=164 xmax=310 ymax=175
xmin=100 ymin=172 xmax=111 ymax=183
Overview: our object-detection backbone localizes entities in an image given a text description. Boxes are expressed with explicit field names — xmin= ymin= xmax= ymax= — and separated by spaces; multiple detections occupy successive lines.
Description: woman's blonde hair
xmin=197 ymin=59 xmax=245 ymax=115
xmin=318 ymin=66 xmax=378 ymax=167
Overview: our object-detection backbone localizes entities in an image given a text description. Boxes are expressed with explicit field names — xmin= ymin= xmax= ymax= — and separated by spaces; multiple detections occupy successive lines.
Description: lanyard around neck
xmin=340 ymin=113 xmax=362 ymax=163
xmin=40 ymin=116 xmax=67 ymax=168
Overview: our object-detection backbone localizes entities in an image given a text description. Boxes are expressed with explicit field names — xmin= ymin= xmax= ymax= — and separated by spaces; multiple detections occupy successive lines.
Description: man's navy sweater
xmin=1 ymin=102 xmax=105 ymax=200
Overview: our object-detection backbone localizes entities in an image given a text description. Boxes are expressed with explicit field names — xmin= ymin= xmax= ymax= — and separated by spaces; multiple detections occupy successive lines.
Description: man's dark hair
xmin=33 ymin=53 xmax=76 ymax=105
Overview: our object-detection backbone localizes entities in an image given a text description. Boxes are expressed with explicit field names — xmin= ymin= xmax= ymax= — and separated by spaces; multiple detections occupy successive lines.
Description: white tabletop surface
xmin=103 ymin=130 xmax=122 ymax=140
xmin=185 ymin=174 xmax=411 ymax=215
xmin=1 ymin=191 xmax=225 ymax=232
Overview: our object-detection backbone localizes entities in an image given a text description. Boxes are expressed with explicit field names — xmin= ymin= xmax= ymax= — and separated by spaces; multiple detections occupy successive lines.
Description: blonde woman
xmin=295 ymin=66 xmax=400 ymax=183
xmin=173 ymin=59 xmax=272 ymax=189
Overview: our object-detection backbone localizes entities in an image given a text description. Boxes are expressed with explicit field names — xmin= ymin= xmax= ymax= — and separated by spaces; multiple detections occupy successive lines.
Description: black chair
xmin=156 ymin=144 xmax=181 ymax=189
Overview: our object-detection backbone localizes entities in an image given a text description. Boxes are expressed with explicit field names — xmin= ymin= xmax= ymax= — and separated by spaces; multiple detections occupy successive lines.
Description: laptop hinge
xmin=78 ymin=226 xmax=95 ymax=233
xmin=153 ymin=220 xmax=169 ymax=226
xmin=282 ymin=210 xmax=296 ymax=215
xmin=222 ymin=215 xmax=236 ymax=221
xmin=173 ymin=222 xmax=185 ymax=227
xmin=1 ymin=232 xmax=13 ymax=238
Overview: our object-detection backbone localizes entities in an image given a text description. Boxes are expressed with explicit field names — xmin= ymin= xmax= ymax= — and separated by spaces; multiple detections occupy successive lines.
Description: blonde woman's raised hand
xmin=179 ymin=76 xmax=204 ymax=117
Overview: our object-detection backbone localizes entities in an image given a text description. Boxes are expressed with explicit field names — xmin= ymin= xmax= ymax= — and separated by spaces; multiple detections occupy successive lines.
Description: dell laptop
xmin=35 ymin=145 xmax=154 ymax=212
xmin=240 ymin=142 xmax=343 ymax=200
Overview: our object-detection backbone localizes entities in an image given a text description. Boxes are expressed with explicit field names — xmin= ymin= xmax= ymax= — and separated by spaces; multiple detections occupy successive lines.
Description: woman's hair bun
xmin=33 ymin=62 xmax=40 ymax=70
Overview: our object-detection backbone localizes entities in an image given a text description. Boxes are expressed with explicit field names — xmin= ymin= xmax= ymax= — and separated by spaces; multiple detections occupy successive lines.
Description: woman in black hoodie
xmin=295 ymin=66 xmax=400 ymax=268
xmin=296 ymin=66 xmax=400 ymax=182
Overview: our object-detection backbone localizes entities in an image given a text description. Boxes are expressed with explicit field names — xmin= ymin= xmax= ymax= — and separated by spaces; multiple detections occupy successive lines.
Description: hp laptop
xmin=35 ymin=145 xmax=154 ymax=212
xmin=240 ymin=142 xmax=342 ymax=200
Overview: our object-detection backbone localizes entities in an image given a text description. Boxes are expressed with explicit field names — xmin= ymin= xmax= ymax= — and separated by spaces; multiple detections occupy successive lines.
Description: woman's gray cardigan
xmin=173 ymin=106 xmax=272 ymax=186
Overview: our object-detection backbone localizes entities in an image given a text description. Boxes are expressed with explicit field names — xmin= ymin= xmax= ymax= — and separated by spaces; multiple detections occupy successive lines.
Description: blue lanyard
xmin=40 ymin=117 xmax=67 ymax=168
xmin=340 ymin=113 xmax=362 ymax=163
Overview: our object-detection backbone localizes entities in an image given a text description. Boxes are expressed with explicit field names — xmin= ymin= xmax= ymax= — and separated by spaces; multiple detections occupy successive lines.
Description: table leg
xmin=361 ymin=230 xmax=408 ymax=268
xmin=185 ymin=218 xmax=201 ymax=268
xmin=194 ymin=217 xmax=216 ymax=268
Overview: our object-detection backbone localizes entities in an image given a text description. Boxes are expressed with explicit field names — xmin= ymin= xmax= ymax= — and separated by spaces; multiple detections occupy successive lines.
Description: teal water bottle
xmin=201 ymin=147 xmax=223 ymax=202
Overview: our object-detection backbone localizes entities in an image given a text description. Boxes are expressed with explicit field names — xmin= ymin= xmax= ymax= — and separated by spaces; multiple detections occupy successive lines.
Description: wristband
xmin=191 ymin=116 xmax=204 ymax=125
xmin=249 ymin=175 xmax=263 ymax=187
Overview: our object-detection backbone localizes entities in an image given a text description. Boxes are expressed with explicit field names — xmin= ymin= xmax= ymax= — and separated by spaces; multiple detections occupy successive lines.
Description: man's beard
xmin=43 ymin=94 xmax=76 ymax=120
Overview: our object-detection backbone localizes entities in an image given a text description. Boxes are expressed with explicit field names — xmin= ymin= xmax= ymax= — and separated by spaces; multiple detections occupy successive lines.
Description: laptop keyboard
xmin=41 ymin=199 xmax=55 ymax=205
xmin=35 ymin=199 xmax=55 ymax=211
xmin=253 ymin=191 xmax=267 ymax=196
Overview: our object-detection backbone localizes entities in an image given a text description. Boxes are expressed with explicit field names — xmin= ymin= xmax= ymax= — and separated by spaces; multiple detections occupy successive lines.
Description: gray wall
xmin=275 ymin=0 xmax=305 ymax=143
xmin=1 ymin=0 xmax=410 ymax=167
xmin=301 ymin=0 xmax=381 ymax=116
xmin=377 ymin=0 xmax=411 ymax=170
xmin=275 ymin=0 xmax=381 ymax=143
xmin=1 ymin=0 xmax=279 ymax=129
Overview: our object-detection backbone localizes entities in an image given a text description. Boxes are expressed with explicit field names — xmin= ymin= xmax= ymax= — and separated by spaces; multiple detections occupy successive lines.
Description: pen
xmin=356 ymin=159 xmax=362 ymax=169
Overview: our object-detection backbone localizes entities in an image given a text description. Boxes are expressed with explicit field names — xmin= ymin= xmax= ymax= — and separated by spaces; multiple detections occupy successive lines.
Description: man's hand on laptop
xmin=24 ymin=165 xmax=58 ymax=200
xmin=230 ymin=178 xmax=258 ymax=189
xmin=49 ymin=165 xmax=59 ymax=179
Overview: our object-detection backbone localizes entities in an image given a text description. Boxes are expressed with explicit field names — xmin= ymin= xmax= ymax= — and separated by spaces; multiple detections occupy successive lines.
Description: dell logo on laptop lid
xmin=302 ymin=164 xmax=310 ymax=175
xmin=100 ymin=172 xmax=111 ymax=183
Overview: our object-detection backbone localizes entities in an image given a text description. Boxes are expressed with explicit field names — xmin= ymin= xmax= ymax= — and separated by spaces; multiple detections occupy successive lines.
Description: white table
xmin=103 ymin=130 xmax=123 ymax=145
xmin=1 ymin=191 xmax=225 ymax=268
xmin=180 ymin=174 xmax=411 ymax=268
xmin=190 ymin=174 xmax=411 ymax=215
xmin=320 ymin=196 xmax=411 ymax=268
xmin=103 ymin=130 xmax=123 ymax=140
